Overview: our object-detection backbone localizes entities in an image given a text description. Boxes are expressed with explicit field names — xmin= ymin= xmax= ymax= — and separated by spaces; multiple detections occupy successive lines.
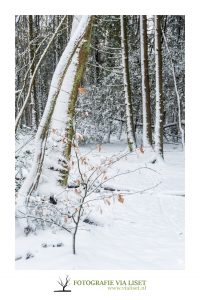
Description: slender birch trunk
xmin=140 ymin=15 xmax=152 ymax=147
xmin=120 ymin=15 xmax=136 ymax=152
xmin=154 ymin=15 xmax=164 ymax=159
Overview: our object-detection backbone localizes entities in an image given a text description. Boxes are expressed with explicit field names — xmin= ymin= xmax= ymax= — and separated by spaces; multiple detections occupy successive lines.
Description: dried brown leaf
xmin=118 ymin=194 xmax=125 ymax=204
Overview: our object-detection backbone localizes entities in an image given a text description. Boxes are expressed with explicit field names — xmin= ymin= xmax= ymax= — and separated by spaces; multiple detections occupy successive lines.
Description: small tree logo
xmin=54 ymin=275 xmax=71 ymax=292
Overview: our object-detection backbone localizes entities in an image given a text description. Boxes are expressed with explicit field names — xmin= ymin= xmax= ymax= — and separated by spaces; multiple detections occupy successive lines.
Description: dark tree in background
xmin=140 ymin=15 xmax=152 ymax=148
xmin=154 ymin=15 xmax=164 ymax=159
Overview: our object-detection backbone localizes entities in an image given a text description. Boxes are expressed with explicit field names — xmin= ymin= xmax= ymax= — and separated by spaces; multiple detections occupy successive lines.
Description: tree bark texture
xmin=140 ymin=15 xmax=152 ymax=147
xmin=61 ymin=17 xmax=94 ymax=186
xmin=120 ymin=15 xmax=136 ymax=152
xmin=154 ymin=15 xmax=164 ymax=159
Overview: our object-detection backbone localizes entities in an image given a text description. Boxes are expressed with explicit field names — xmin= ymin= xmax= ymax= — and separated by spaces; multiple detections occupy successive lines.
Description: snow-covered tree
xmin=60 ymin=16 xmax=94 ymax=185
xmin=140 ymin=15 xmax=152 ymax=148
xmin=27 ymin=15 xmax=37 ymax=129
xmin=154 ymin=15 xmax=164 ymax=159
xmin=162 ymin=26 xmax=185 ymax=148
xmin=120 ymin=15 xmax=136 ymax=152
xmin=16 ymin=16 xmax=93 ymax=230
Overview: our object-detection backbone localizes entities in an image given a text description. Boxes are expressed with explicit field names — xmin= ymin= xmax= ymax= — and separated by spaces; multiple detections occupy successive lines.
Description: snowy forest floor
xmin=15 ymin=140 xmax=184 ymax=269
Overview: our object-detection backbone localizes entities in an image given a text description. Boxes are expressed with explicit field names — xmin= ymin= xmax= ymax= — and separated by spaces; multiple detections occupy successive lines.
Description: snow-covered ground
xmin=15 ymin=141 xmax=184 ymax=269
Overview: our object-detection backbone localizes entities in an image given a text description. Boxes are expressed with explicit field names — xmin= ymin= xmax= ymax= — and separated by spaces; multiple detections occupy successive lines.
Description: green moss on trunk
xmin=60 ymin=17 xmax=94 ymax=186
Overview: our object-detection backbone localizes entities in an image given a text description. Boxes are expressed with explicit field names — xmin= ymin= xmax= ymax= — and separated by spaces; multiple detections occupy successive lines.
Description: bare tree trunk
xmin=117 ymin=120 xmax=124 ymax=141
xmin=60 ymin=16 xmax=94 ymax=186
xmin=28 ymin=15 xmax=38 ymax=129
xmin=140 ymin=15 xmax=152 ymax=147
xmin=120 ymin=15 xmax=136 ymax=152
xmin=162 ymin=28 xmax=184 ymax=149
xmin=34 ymin=15 xmax=42 ymax=122
xmin=154 ymin=15 xmax=164 ymax=159
xmin=55 ymin=15 xmax=61 ymax=65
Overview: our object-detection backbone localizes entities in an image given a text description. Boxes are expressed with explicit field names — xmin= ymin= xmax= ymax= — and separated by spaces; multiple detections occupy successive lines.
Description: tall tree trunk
xmin=55 ymin=15 xmax=61 ymax=65
xmin=140 ymin=15 xmax=152 ymax=147
xmin=34 ymin=15 xmax=42 ymax=122
xmin=120 ymin=15 xmax=136 ymax=152
xmin=154 ymin=15 xmax=164 ymax=159
xmin=60 ymin=16 xmax=94 ymax=186
xmin=162 ymin=28 xmax=185 ymax=148
xmin=28 ymin=15 xmax=38 ymax=129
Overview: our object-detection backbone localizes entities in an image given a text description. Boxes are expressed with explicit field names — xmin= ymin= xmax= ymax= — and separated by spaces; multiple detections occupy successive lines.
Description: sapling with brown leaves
xmin=64 ymin=142 xmax=160 ymax=255
xmin=16 ymin=139 xmax=160 ymax=255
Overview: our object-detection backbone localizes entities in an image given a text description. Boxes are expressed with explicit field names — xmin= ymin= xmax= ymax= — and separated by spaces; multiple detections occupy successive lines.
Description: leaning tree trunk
xmin=154 ymin=15 xmax=164 ymax=160
xmin=60 ymin=16 xmax=94 ymax=186
xmin=120 ymin=15 xmax=136 ymax=152
xmin=16 ymin=16 xmax=93 ymax=230
xmin=140 ymin=15 xmax=153 ymax=148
